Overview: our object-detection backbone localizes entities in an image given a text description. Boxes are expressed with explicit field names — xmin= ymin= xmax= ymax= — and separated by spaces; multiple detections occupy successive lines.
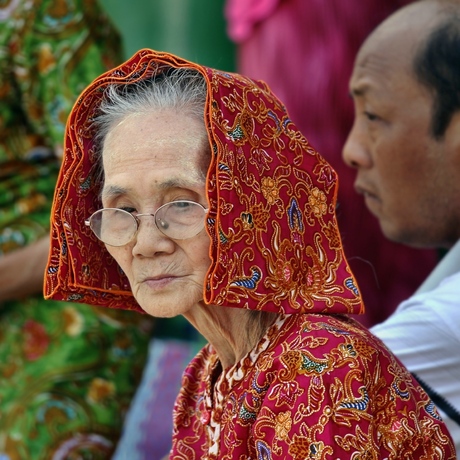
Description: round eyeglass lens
xmin=89 ymin=208 xmax=137 ymax=246
xmin=156 ymin=201 xmax=206 ymax=239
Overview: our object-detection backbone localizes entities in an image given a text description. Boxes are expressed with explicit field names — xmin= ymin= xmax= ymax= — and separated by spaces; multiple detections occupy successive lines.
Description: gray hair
xmin=92 ymin=66 xmax=208 ymax=183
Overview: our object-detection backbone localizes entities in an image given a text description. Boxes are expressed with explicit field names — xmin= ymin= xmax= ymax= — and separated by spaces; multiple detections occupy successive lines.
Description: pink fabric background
xmin=225 ymin=0 xmax=439 ymax=326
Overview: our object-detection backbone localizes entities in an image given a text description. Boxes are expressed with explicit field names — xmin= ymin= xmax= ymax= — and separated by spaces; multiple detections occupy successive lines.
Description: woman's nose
xmin=132 ymin=216 xmax=173 ymax=257
xmin=342 ymin=122 xmax=372 ymax=169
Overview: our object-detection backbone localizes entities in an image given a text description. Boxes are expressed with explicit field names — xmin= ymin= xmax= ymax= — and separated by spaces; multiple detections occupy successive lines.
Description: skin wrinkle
xmin=104 ymin=110 xmax=209 ymax=181
xmin=102 ymin=180 xmax=209 ymax=203
xmin=102 ymin=117 xmax=209 ymax=205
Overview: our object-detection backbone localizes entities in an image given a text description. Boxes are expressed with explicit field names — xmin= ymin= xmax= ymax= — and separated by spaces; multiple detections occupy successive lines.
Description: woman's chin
xmin=134 ymin=294 xmax=194 ymax=319
xmin=138 ymin=302 xmax=181 ymax=318
xmin=132 ymin=282 xmax=204 ymax=318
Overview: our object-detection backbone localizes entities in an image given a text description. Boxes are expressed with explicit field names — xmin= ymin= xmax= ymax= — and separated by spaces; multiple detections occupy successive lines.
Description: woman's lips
xmin=143 ymin=275 xmax=178 ymax=289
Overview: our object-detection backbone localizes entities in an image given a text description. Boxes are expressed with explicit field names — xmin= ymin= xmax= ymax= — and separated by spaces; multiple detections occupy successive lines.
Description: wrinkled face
xmin=342 ymin=32 xmax=460 ymax=248
xmin=101 ymin=109 xmax=211 ymax=317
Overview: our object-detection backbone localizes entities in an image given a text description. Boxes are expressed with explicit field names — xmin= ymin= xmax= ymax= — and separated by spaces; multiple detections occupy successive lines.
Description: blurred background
xmin=100 ymin=0 xmax=235 ymax=69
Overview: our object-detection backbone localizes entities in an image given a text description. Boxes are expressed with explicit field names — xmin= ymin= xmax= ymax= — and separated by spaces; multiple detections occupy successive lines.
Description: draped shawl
xmin=45 ymin=49 xmax=363 ymax=317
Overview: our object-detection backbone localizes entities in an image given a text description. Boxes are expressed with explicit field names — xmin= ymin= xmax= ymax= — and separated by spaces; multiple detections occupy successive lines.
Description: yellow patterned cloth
xmin=45 ymin=50 xmax=456 ymax=458
xmin=0 ymin=2 xmax=151 ymax=458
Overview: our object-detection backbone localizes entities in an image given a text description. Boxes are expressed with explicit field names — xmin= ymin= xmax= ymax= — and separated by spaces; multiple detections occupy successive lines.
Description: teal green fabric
xmin=100 ymin=0 xmax=235 ymax=70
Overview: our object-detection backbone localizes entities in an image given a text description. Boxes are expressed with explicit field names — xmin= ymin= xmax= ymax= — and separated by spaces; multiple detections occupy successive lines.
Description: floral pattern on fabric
xmin=203 ymin=68 xmax=361 ymax=315
xmin=173 ymin=314 xmax=455 ymax=458
xmin=0 ymin=2 xmax=152 ymax=458
xmin=0 ymin=299 xmax=152 ymax=459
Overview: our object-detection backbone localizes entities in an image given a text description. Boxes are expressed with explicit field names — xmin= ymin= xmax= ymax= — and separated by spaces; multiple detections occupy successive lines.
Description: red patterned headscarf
xmin=45 ymin=49 xmax=363 ymax=316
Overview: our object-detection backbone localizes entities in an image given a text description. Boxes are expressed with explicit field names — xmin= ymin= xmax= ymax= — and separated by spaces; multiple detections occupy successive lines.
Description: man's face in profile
xmin=342 ymin=15 xmax=458 ymax=249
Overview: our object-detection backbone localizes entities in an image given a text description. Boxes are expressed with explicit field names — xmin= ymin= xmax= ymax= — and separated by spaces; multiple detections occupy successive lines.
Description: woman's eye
xmin=120 ymin=206 xmax=136 ymax=213
xmin=173 ymin=201 xmax=192 ymax=208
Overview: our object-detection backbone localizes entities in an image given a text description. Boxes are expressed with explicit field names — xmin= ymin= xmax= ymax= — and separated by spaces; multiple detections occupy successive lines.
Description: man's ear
xmin=444 ymin=110 xmax=460 ymax=162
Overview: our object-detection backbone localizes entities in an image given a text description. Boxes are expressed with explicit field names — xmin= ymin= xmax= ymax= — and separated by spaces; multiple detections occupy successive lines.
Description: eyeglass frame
xmin=84 ymin=200 xmax=209 ymax=246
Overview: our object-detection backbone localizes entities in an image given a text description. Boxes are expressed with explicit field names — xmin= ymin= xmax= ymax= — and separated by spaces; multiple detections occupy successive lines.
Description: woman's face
xmin=100 ymin=109 xmax=211 ymax=317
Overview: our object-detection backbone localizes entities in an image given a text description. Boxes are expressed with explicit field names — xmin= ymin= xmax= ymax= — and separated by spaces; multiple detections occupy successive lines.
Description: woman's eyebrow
xmin=101 ymin=185 xmax=129 ymax=199
xmin=101 ymin=177 xmax=205 ymax=198
xmin=349 ymin=84 xmax=369 ymax=99
xmin=159 ymin=177 xmax=205 ymax=190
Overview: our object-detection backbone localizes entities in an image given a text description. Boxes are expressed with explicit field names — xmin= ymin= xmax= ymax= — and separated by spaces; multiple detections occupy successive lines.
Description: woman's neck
xmin=184 ymin=305 xmax=276 ymax=369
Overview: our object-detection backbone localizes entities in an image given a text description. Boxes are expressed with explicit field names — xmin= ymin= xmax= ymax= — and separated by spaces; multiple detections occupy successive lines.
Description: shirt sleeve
xmin=371 ymin=273 xmax=460 ymax=391
xmin=371 ymin=272 xmax=460 ymax=447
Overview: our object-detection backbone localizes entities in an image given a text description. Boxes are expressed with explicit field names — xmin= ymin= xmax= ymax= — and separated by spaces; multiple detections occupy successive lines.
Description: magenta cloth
xmin=225 ymin=0 xmax=439 ymax=327
xmin=225 ymin=0 xmax=280 ymax=42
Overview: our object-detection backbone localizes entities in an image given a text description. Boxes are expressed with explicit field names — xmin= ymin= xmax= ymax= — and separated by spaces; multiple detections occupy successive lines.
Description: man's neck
xmin=415 ymin=240 xmax=460 ymax=294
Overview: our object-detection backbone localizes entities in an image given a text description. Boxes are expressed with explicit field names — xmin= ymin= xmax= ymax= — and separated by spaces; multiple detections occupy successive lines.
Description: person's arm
xmin=0 ymin=3 xmax=123 ymax=305
xmin=371 ymin=284 xmax=460 ymax=438
xmin=0 ymin=236 xmax=49 ymax=303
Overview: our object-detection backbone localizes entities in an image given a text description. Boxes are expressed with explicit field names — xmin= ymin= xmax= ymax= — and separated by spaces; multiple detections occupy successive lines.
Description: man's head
xmin=343 ymin=0 xmax=460 ymax=249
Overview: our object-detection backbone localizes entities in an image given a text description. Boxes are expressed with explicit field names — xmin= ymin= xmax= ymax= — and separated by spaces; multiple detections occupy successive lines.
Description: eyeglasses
xmin=85 ymin=200 xmax=208 ymax=246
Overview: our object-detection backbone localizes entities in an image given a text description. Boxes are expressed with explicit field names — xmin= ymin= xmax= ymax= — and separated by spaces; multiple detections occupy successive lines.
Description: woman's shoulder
xmin=268 ymin=313 xmax=385 ymax=356
xmin=259 ymin=312 xmax=408 ymax=386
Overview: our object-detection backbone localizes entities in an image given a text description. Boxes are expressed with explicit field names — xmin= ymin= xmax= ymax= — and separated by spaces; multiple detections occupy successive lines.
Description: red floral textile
xmin=45 ymin=49 xmax=362 ymax=316
xmin=45 ymin=50 xmax=456 ymax=458
xmin=173 ymin=314 xmax=455 ymax=458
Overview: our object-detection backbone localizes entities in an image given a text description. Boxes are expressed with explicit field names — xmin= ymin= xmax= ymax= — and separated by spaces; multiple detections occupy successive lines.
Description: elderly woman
xmin=45 ymin=50 xmax=455 ymax=458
